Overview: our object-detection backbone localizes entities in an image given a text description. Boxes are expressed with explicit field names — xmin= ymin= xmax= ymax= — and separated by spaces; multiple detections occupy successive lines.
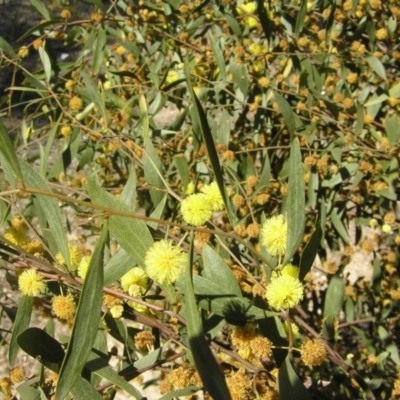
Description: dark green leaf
xmin=331 ymin=207 xmax=349 ymax=244
xmin=184 ymin=233 xmax=231 ymax=400
xmin=56 ymin=222 xmax=108 ymax=400
xmin=295 ymin=0 xmax=307 ymax=39
xmin=174 ymin=155 xmax=190 ymax=192
xmin=0 ymin=118 xmax=24 ymax=185
xmin=17 ymin=328 xmax=65 ymax=372
xmin=16 ymin=380 xmax=41 ymax=400
xmin=299 ymin=224 xmax=322 ymax=281
xmin=9 ymin=296 xmax=33 ymax=366
xmin=278 ymin=356 xmax=312 ymax=400
xmin=185 ymin=59 xmax=235 ymax=225
xmin=283 ymin=138 xmax=305 ymax=265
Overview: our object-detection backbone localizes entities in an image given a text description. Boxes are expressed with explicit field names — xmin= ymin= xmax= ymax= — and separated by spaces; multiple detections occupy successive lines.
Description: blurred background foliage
xmin=0 ymin=0 xmax=400 ymax=399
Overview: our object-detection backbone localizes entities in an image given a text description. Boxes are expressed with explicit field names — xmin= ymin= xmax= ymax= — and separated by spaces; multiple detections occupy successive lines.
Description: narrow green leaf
xmin=299 ymin=224 xmax=322 ymax=281
xmin=283 ymin=138 xmax=305 ymax=265
xmin=174 ymin=154 xmax=190 ymax=192
xmin=30 ymin=0 xmax=51 ymax=20
xmin=385 ymin=114 xmax=400 ymax=147
xmin=331 ymin=207 xmax=349 ymax=244
xmin=184 ymin=233 xmax=231 ymax=400
xmin=202 ymin=244 xmax=242 ymax=297
xmin=366 ymin=56 xmax=387 ymax=81
xmin=185 ymin=59 xmax=235 ymax=225
xmin=56 ymin=222 xmax=108 ymax=400
xmin=278 ymin=356 xmax=312 ymax=400
xmin=148 ymin=195 xmax=167 ymax=230
xmin=38 ymin=47 xmax=51 ymax=81
xmin=19 ymin=161 xmax=70 ymax=270
xmin=119 ymin=165 xmax=137 ymax=209
xmin=92 ymin=25 xmax=106 ymax=76
xmin=209 ymin=32 xmax=226 ymax=77
xmin=323 ymin=274 xmax=345 ymax=318
xmin=0 ymin=118 xmax=24 ymax=185
xmin=295 ymin=0 xmax=308 ymax=39
xmin=9 ymin=296 xmax=33 ymax=366
xmin=0 ymin=35 xmax=16 ymax=57
xmin=273 ymin=91 xmax=296 ymax=140
xmin=142 ymin=141 xmax=165 ymax=207
xmin=79 ymin=71 xmax=106 ymax=121
xmin=86 ymin=175 xmax=153 ymax=268
xmin=70 ymin=377 xmax=103 ymax=400
xmin=257 ymin=151 xmax=271 ymax=190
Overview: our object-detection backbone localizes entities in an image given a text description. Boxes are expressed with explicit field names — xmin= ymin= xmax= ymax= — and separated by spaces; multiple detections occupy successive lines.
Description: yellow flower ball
xmin=77 ymin=255 xmax=91 ymax=279
xmin=260 ymin=215 xmax=288 ymax=256
xmin=272 ymin=263 xmax=299 ymax=280
xmin=201 ymin=182 xmax=225 ymax=211
xmin=266 ymin=275 xmax=303 ymax=310
xmin=69 ymin=96 xmax=83 ymax=111
xmin=144 ymin=240 xmax=187 ymax=285
xmin=181 ymin=193 xmax=213 ymax=226
xmin=121 ymin=267 xmax=148 ymax=296
xmin=18 ymin=269 xmax=46 ymax=297
xmin=52 ymin=294 xmax=76 ymax=320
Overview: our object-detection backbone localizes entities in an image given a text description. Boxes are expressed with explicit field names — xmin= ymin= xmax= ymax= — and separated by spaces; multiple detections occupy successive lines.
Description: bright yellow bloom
xmin=181 ymin=193 xmax=213 ymax=226
xmin=77 ymin=255 xmax=91 ymax=279
xmin=18 ymin=46 xmax=29 ymax=58
xmin=266 ymin=275 xmax=303 ymax=310
xmin=110 ymin=305 xmax=124 ymax=318
xmin=201 ymin=182 xmax=225 ymax=211
xmin=144 ymin=240 xmax=187 ymax=285
xmin=18 ymin=269 xmax=46 ymax=296
xmin=236 ymin=2 xmax=258 ymax=29
xmin=56 ymin=244 xmax=82 ymax=271
xmin=52 ymin=294 xmax=76 ymax=320
xmin=260 ymin=214 xmax=287 ymax=256
xmin=121 ymin=267 xmax=148 ymax=296
xmin=69 ymin=96 xmax=83 ymax=111
xmin=272 ymin=263 xmax=299 ymax=280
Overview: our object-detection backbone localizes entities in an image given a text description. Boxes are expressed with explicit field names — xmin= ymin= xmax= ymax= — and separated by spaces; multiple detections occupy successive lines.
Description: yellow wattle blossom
xmin=52 ymin=293 xmax=76 ymax=320
xmin=18 ymin=46 xmax=29 ymax=58
xmin=69 ymin=96 xmax=83 ymax=111
xmin=180 ymin=193 xmax=213 ymax=226
xmin=260 ymin=214 xmax=288 ymax=256
xmin=144 ymin=240 xmax=187 ymax=285
xmin=201 ymin=181 xmax=225 ymax=211
xmin=77 ymin=255 xmax=91 ymax=279
xmin=56 ymin=243 xmax=82 ymax=271
xmin=266 ymin=275 xmax=304 ymax=310
xmin=300 ymin=338 xmax=327 ymax=367
xmin=236 ymin=2 xmax=258 ymax=29
xmin=110 ymin=305 xmax=124 ymax=318
xmin=18 ymin=269 xmax=46 ymax=297
xmin=120 ymin=267 xmax=148 ymax=296
xmin=272 ymin=263 xmax=299 ymax=280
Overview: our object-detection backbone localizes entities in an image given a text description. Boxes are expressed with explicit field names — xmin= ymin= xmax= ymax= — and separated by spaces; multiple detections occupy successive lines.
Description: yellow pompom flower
xmin=201 ymin=182 xmax=225 ymax=211
xmin=300 ymin=338 xmax=327 ymax=367
xmin=260 ymin=214 xmax=287 ymax=256
xmin=18 ymin=269 xmax=46 ymax=296
xmin=121 ymin=267 xmax=148 ymax=296
xmin=266 ymin=275 xmax=304 ymax=310
xmin=77 ymin=255 xmax=91 ymax=279
xmin=56 ymin=244 xmax=82 ymax=271
xmin=272 ymin=263 xmax=299 ymax=280
xmin=236 ymin=2 xmax=258 ymax=29
xmin=144 ymin=240 xmax=187 ymax=285
xmin=52 ymin=294 xmax=76 ymax=320
xmin=181 ymin=193 xmax=213 ymax=226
